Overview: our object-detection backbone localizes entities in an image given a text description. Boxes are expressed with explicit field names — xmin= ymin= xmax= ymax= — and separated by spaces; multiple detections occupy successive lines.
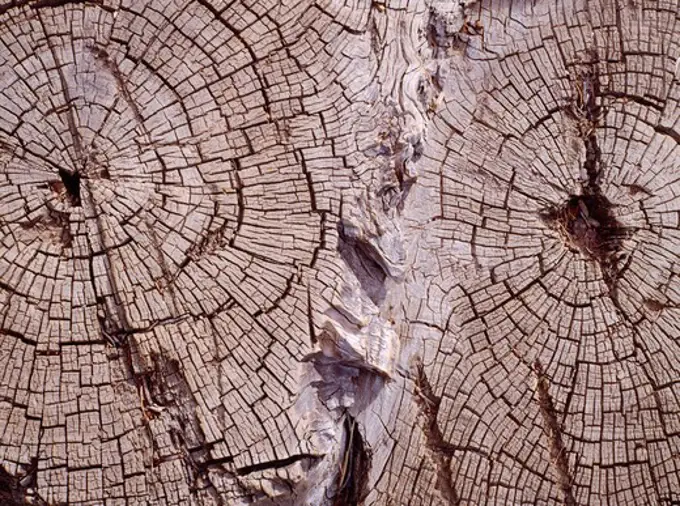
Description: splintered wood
xmin=0 ymin=0 xmax=678 ymax=505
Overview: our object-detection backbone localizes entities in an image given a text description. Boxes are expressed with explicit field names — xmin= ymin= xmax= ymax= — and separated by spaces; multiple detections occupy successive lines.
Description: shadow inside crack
xmin=332 ymin=414 xmax=371 ymax=506
xmin=539 ymin=194 xmax=627 ymax=263
xmin=338 ymin=228 xmax=387 ymax=306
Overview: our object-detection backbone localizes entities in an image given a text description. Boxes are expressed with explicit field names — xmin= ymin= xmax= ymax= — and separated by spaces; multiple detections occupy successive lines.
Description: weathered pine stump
xmin=0 ymin=0 xmax=678 ymax=504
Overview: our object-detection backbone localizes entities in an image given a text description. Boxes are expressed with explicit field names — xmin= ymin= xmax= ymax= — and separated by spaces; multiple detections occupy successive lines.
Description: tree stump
xmin=0 ymin=0 xmax=678 ymax=505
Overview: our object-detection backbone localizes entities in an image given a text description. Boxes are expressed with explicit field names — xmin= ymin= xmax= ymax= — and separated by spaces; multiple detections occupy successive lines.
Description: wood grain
xmin=0 ymin=0 xmax=678 ymax=504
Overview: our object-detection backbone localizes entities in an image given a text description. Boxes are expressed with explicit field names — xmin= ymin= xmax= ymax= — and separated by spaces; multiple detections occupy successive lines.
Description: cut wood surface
xmin=0 ymin=0 xmax=678 ymax=504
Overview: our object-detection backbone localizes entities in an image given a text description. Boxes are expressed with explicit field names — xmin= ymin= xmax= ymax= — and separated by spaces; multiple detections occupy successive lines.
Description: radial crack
xmin=540 ymin=52 xmax=633 ymax=303
xmin=532 ymin=360 xmax=577 ymax=506
xmin=235 ymin=454 xmax=321 ymax=477
xmin=333 ymin=414 xmax=371 ymax=506
xmin=412 ymin=358 xmax=461 ymax=506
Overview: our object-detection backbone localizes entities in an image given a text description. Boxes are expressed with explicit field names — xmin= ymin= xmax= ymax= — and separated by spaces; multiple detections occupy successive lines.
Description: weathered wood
xmin=0 ymin=0 xmax=678 ymax=504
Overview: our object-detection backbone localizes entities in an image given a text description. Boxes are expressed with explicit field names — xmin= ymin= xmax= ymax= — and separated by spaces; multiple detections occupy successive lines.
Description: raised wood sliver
xmin=0 ymin=1 xmax=678 ymax=505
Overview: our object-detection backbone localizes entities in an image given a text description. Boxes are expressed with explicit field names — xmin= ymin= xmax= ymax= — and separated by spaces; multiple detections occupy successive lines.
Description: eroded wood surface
xmin=0 ymin=0 xmax=678 ymax=504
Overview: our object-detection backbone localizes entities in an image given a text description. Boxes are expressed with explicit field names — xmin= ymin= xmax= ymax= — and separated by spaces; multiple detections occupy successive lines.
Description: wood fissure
xmin=0 ymin=462 xmax=48 ymax=506
xmin=412 ymin=359 xmax=461 ymax=506
xmin=333 ymin=414 xmax=371 ymax=506
xmin=533 ymin=360 xmax=577 ymax=506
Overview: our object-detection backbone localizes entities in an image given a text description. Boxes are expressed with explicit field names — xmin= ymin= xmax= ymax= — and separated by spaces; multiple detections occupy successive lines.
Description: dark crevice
xmin=601 ymin=91 xmax=664 ymax=111
xmin=235 ymin=454 xmax=320 ymax=477
xmin=532 ymin=361 xmax=577 ymax=506
xmin=0 ymin=329 xmax=37 ymax=346
xmin=30 ymin=0 xmax=100 ymax=8
xmin=332 ymin=414 xmax=371 ymax=506
xmin=309 ymin=211 xmax=327 ymax=269
xmin=539 ymin=194 xmax=627 ymax=264
xmin=655 ymin=125 xmax=680 ymax=145
xmin=0 ymin=0 xmax=104 ymax=15
xmin=541 ymin=52 xmax=633 ymax=303
xmin=229 ymin=161 xmax=245 ymax=244
xmin=57 ymin=168 xmax=81 ymax=207
xmin=337 ymin=221 xmax=387 ymax=306
xmin=0 ymin=461 xmax=48 ymax=506
xmin=196 ymin=455 xmax=235 ymax=474
xmin=306 ymin=287 xmax=317 ymax=345
xmin=412 ymin=359 xmax=461 ymax=506
xmin=297 ymin=152 xmax=317 ymax=212
xmin=571 ymin=55 xmax=603 ymax=195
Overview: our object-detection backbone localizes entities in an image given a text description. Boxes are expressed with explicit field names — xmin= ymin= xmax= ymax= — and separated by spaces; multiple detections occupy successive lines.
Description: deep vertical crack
xmin=333 ymin=414 xmax=371 ymax=506
xmin=57 ymin=167 xmax=81 ymax=207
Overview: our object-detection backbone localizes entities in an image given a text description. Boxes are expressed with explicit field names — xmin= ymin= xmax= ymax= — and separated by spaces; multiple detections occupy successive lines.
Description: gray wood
xmin=0 ymin=0 xmax=678 ymax=504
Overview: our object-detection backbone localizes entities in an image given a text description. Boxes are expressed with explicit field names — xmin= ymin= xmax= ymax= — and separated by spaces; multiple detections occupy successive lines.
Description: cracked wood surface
xmin=0 ymin=0 xmax=678 ymax=505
